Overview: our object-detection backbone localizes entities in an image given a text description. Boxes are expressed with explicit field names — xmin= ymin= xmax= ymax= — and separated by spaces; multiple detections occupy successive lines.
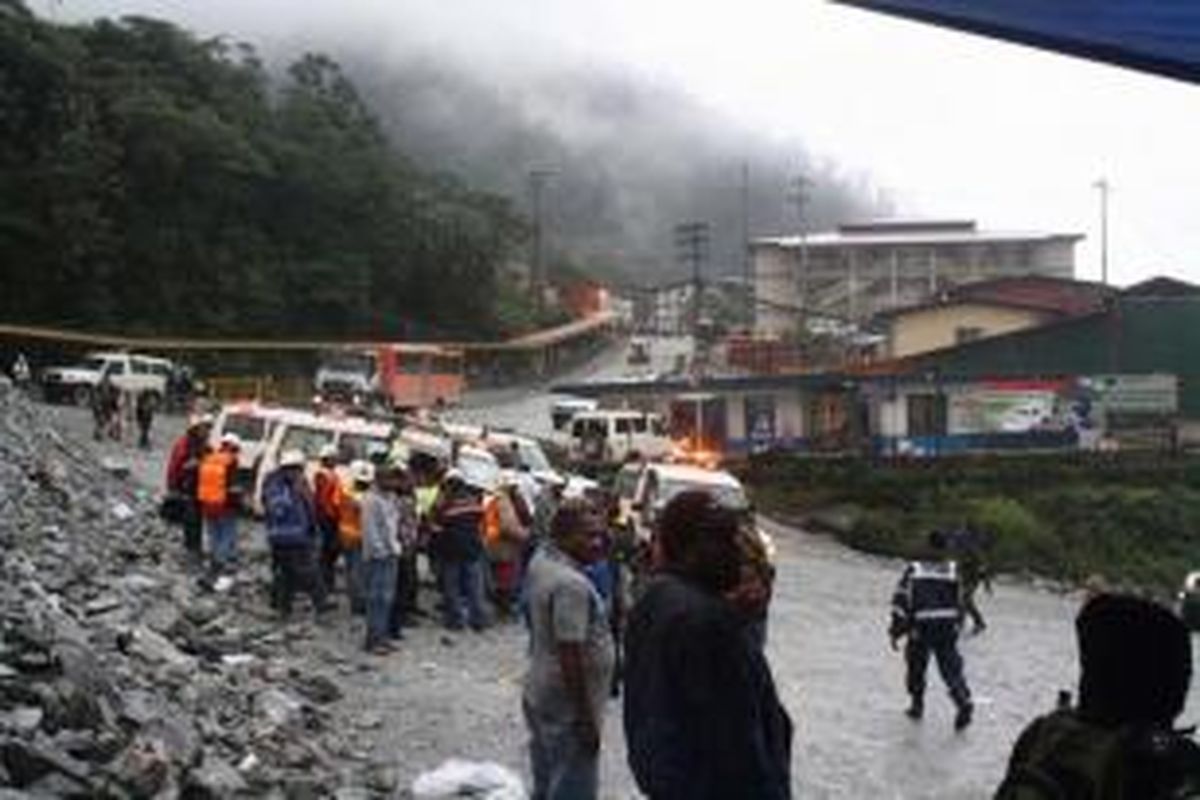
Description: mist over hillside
xmin=340 ymin=53 xmax=883 ymax=287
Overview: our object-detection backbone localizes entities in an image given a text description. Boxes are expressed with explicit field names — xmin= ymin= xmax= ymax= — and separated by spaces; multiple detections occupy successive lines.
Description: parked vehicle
xmin=626 ymin=463 xmax=769 ymax=555
xmin=209 ymin=402 xmax=294 ymax=488
xmin=551 ymin=398 xmax=598 ymax=433
xmin=568 ymin=409 xmax=671 ymax=465
xmin=250 ymin=409 xmax=393 ymax=515
xmin=40 ymin=351 xmax=172 ymax=406
xmin=314 ymin=349 xmax=374 ymax=406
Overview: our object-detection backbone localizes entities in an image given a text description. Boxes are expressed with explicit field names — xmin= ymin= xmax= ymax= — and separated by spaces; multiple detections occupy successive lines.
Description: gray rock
xmin=186 ymin=755 xmax=248 ymax=798
xmin=0 ymin=736 xmax=92 ymax=787
xmin=0 ymin=707 xmax=43 ymax=737
xmin=254 ymin=689 xmax=305 ymax=731
xmin=290 ymin=673 xmax=342 ymax=705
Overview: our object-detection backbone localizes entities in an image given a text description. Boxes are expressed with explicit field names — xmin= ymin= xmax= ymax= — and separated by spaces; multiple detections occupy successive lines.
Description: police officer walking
xmin=889 ymin=529 xmax=974 ymax=731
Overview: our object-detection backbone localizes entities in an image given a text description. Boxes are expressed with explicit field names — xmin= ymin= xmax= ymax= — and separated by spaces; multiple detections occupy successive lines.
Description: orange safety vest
xmin=337 ymin=482 xmax=364 ymax=550
xmin=482 ymin=493 xmax=502 ymax=545
xmin=197 ymin=451 xmax=233 ymax=517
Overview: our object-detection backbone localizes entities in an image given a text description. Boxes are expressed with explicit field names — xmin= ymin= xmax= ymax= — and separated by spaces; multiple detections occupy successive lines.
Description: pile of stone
xmin=0 ymin=384 xmax=357 ymax=798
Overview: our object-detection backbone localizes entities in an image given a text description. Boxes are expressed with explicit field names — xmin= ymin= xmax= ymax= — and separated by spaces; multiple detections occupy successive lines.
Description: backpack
xmin=996 ymin=710 xmax=1200 ymax=800
xmin=262 ymin=472 xmax=309 ymax=546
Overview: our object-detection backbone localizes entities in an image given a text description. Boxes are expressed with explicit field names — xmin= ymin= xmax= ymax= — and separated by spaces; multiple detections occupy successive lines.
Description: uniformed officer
xmin=889 ymin=529 xmax=974 ymax=730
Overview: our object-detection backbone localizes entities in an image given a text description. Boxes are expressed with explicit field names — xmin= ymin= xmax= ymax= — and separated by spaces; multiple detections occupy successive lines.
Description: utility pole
xmin=674 ymin=221 xmax=711 ymax=343
xmin=529 ymin=168 xmax=556 ymax=315
xmin=741 ymin=162 xmax=753 ymax=331
xmin=1093 ymin=178 xmax=1110 ymax=285
xmin=788 ymin=174 xmax=812 ymax=330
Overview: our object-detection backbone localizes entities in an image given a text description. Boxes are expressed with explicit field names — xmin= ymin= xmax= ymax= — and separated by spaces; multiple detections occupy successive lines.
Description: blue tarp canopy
xmin=835 ymin=1 xmax=1200 ymax=84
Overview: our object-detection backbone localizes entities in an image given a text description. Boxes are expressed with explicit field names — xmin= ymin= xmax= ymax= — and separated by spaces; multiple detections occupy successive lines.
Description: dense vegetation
xmin=0 ymin=1 xmax=535 ymax=339
xmin=744 ymin=454 xmax=1200 ymax=595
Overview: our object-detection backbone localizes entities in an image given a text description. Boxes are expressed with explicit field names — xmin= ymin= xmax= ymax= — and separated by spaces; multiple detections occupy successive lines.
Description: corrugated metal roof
xmin=754 ymin=229 xmax=1083 ymax=249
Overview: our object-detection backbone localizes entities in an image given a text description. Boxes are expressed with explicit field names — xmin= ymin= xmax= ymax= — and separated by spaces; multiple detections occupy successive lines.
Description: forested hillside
xmin=0 ymin=1 xmax=530 ymax=339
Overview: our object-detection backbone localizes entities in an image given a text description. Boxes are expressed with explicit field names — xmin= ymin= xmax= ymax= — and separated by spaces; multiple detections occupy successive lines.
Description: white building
xmin=752 ymin=219 xmax=1083 ymax=338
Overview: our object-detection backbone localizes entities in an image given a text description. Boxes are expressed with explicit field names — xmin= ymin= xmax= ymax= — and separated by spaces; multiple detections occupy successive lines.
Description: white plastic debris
xmin=411 ymin=758 xmax=527 ymax=800
xmin=213 ymin=576 xmax=235 ymax=593
xmin=110 ymin=501 xmax=135 ymax=520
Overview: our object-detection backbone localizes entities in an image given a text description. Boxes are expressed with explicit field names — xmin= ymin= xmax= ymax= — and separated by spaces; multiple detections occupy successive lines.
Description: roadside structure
xmin=558 ymin=277 xmax=1199 ymax=458
xmin=753 ymin=219 xmax=1083 ymax=337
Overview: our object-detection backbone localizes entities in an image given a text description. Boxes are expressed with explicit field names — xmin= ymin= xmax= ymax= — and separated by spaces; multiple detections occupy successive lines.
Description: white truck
xmin=40 ymin=351 xmax=172 ymax=407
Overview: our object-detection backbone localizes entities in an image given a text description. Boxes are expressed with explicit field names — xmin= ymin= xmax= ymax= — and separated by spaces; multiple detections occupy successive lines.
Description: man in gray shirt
xmin=523 ymin=498 xmax=614 ymax=800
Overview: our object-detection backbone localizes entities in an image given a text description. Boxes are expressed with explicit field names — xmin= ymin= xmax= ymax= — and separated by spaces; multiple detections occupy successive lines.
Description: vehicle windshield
xmin=614 ymin=467 xmax=641 ymax=500
xmin=657 ymin=477 xmax=749 ymax=512
xmin=341 ymin=433 xmax=389 ymax=462
xmin=279 ymin=425 xmax=336 ymax=458
xmin=321 ymin=351 xmax=373 ymax=374
xmin=457 ymin=450 xmax=501 ymax=491
xmin=82 ymin=357 xmax=110 ymax=372
xmin=221 ymin=413 xmax=267 ymax=443
xmin=517 ymin=441 xmax=552 ymax=472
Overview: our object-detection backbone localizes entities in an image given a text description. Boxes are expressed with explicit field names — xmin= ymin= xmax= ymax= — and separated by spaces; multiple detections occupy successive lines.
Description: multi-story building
xmin=752 ymin=219 xmax=1083 ymax=337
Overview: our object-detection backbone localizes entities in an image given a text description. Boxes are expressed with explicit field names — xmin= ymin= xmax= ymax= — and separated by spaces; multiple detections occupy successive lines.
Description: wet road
xmin=38 ymin=358 xmax=1200 ymax=798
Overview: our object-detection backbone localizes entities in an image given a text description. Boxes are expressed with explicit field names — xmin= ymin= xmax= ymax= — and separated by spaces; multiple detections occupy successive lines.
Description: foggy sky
xmin=55 ymin=0 xmax=1200 ymax=286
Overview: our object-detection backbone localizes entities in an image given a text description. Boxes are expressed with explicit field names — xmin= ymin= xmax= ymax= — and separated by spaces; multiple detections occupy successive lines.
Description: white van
xmin=41 ymin=351 xmax=173 ymax=406
xmin=250 ymin=410 xmax=393 ymax=515
xmin=568 ymin=410 xmax=671 ymax=465
xmin=209 ymin=403 xmax=293 ymax=481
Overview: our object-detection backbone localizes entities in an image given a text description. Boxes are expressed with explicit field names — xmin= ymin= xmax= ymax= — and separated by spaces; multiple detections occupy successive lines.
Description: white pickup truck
xmin=40 ymin=351 xmax=173 ymax=406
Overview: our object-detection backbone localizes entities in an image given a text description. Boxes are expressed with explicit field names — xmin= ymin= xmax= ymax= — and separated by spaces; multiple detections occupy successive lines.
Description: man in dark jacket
xmin=433 ymin=470 xmax=489 ymax=631
xmin=262 ymin=449 xmax=330 ymax=619
xmin=623 ymin=490 xmax=793 ymax=800
xmin=165 ymin=414 xmax=212 ymax=562
xmin=995 ymin=593 xmax=1200 ymax=799
xmin=890 ymin=529 xmax=973 ymax=730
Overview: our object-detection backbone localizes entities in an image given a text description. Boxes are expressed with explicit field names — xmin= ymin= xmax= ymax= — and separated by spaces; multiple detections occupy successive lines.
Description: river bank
xmin=743 ymin=452 xmax=1200 ymax=598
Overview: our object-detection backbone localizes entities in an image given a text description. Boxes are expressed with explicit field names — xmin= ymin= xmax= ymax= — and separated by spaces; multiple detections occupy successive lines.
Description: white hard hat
xmin=280 ymin=449 xmax=306 ymax=468
xmin=219 ymin=432 xmax=242 ymax=449
xmin=318 ymin=443 xmax=339 ymax=460
xmin=188 ymin=413 xmax=214 ymax=429
xmin=350 ymin=460 xmax=375 ymax=484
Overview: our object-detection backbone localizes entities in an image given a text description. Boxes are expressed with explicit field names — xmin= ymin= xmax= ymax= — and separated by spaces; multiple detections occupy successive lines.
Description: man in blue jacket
xmin=262 ymin=449 xmax=331 ymax=619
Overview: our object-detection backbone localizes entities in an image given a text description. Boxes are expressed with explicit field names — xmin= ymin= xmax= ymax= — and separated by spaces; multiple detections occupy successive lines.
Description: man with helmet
xmin=197 ymin=432 xmax=243 ymax=582
xmin=313 ymin=443 xmax=343 ymax=592
xmin=338 ymin=459 xmax=375 ymax=615
xmin=262 ymin=449 xmax=330 ymax=619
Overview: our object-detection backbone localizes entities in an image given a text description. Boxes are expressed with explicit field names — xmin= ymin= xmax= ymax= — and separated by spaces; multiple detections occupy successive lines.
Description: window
xmin=222 ymin=414 xmax=267 ymax=443
xmin=907 ymin=393 xmax=947 ymax=437
xmin=131 ymin=359 xmax=150 ymax=374
xmin=339 ymin=434 xmax=388 ymax=462
xmin=615 ymin=418 xmax=631 ymax=434
xmin=955 ymin=326 xmax=984 ymax=344
xmin=631 ymin=416 xmax=648 ymax=433
xmin=280 ymin=426 xmax=335 ymax=458
xmin=400 ymin=354 xmax=425 ymax=375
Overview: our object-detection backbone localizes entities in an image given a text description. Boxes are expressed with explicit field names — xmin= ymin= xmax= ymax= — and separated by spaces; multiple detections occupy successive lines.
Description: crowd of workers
xmin=150 ymin=407 xmax=1200 ymax=800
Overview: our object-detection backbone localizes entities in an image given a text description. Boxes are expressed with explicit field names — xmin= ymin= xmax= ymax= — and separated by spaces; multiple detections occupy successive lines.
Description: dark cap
xmin=1076 ymin=593 xmax=1191 ymax=727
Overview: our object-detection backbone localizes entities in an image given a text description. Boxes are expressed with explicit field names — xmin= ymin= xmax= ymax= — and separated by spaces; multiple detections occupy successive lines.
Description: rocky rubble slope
xmin=0 ymin=384 xmax=360 ymax=798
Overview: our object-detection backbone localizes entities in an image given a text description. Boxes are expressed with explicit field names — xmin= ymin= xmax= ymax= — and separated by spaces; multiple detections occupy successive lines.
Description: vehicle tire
xmin=73 ymin=385 xmax=92 ymax=408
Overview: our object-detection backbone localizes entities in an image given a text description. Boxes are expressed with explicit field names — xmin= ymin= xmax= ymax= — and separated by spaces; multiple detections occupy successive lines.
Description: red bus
xmin=375 ymin=344 xmax=465 ymax=410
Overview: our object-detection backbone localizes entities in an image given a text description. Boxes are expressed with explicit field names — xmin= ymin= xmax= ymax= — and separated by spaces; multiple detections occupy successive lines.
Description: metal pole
xmin=529 ymin=168 xmax=556 ymax=315
xmin=1093 ymin=178 xmax=1110 ymax=285
xmin=742 ymin=162 xmax=753 ymax=330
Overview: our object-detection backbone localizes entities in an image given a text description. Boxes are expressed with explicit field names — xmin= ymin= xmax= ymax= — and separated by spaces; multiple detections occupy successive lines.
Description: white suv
xmin=41 ymin=351 xmax=172 ymax=406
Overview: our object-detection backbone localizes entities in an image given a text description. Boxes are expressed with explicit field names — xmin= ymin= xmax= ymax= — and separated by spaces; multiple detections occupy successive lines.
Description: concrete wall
xmin=888 ymin=303 xmax=1051 ymax=358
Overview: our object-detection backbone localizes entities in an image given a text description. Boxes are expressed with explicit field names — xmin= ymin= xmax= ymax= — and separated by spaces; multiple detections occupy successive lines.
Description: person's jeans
xmin=523 ymin=698 xmax=600 ymax=800
xmin=390 ymin=552 xmax=419 ymax=635
xmin=906 ymin=626 xmax=971 ymax=709
xmin=342 ymin=547 xmax=365 ymax=613
xmin=318 ymin=518 xmax=339 ymax=592
xmin=441 ymin=556 xmax=488 ymax=630
xmin=182 ymin=502 xmax=203 ymax=558
xmin=205 ymin=513 xmax=237 ymax=571
xmin=272 ymin=544 xmax=328 ymax=617
xmin=364 ymin=556 xmax=398 ymax=648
